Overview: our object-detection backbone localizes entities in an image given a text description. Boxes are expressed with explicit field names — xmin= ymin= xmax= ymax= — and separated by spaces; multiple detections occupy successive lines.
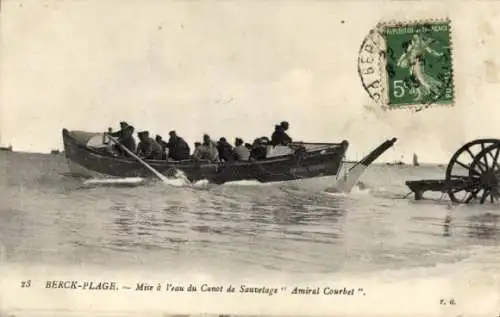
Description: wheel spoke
xmin=465 ymin=194 xmax=474 ymax=203
xmin=491 ymin=188 xmax=500 ymax=201
xmin=480 ymin=143 xmax=490 ymax=167
xmin=493 ymin=148 xmax=500 ymax=170
xmin=487 ymin=150 xmax=497 ymax=163
xmin=480 ymin=189 xmax=490 ymax=204
xmin=475 ymin=160 xmax=488 ymax=173
xmin=455 ymin=160 xmax=481 ymax=175
xmin=473 ymin=164 xmax=485 ymax=175
xmin=483 ymin=150 xmax=495 ymax=170
xmin=445 ymin=141 xmax=500 ymax=204
xmin=472 ymin=158 xmax=487 ymax=173
xmin=466 ymin=148 xmax=476 ymax=161
xmin=455 ymin=160 xmax=470 ymax=170
xmin=483 ymin=152 xmax=490 ymax=168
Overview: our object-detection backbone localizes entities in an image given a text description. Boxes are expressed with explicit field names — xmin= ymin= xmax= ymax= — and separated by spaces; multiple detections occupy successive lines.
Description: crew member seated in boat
xmin=193 ymin=134 xmax=220 ymax=162
xmin=110 ymin=121 xmax=136 ymax=156
xmin=233 ymin=138 xmax=250 ymax=161
xmin=270 ymin=121 xmax=292 ymax=146
xmin=192 ymin=142 xmax=202 ymax=159
xmin=217 ymin=137 xmax=234 ymax=162
xmin=167 ymin=130 xmax=191 ymax=161
xmin=270 ymin=125 xmax=281 ymax=145
xmin=136 ymin=131 xmax=163 ymax=160
xmin=250 ymin=137 xmax=268 ymax=160
xmin=155 ymin=135 xmax=169 ymax=160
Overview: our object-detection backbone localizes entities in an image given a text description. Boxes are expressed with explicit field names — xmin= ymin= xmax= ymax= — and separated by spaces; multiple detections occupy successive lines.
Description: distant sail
xmin=413 ymin=153 xmax=420 ymax=166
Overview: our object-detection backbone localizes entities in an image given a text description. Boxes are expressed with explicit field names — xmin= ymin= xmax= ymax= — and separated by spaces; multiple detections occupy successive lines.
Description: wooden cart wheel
xmin=467 ymin=143 xmax=500 ymax=204
xmin=445 ymin=139 xmax=500 ymax=203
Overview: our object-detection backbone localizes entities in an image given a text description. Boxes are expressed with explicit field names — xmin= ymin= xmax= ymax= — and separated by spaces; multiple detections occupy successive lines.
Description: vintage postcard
xmin=1 ymin=0 xmax=500 ymax=316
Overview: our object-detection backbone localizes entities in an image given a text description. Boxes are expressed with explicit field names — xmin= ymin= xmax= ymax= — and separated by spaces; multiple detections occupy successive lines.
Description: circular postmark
xmin=358 ymin=20 xmax=454 ymax=112
xmin=357 ymin=26 xmax=386 ymax=104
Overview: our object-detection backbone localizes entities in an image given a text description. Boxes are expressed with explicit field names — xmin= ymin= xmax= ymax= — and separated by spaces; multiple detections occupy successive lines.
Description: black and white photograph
xmin=1 ymin=0 xmax=500 ymax=316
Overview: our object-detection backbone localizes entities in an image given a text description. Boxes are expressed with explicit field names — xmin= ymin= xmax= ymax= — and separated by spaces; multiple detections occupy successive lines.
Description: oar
xmin=106 ymin=134 xmax=169 ymax=183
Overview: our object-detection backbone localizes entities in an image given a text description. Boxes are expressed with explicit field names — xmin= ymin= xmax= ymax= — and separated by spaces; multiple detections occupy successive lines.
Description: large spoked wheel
xmin=445 ymin=139 xmax=500 ymax=204
xmin=466 ymin=143 xmax=500 ymax=204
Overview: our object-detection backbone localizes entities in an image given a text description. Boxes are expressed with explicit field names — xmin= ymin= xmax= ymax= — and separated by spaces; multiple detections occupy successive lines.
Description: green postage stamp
xmin=358 ymin=19 xmax=454 ymax=110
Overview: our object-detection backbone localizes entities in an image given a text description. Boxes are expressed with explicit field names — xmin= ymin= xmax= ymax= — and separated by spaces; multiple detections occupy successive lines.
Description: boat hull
xmin=62 ymin=129 xmax=349 ymax=184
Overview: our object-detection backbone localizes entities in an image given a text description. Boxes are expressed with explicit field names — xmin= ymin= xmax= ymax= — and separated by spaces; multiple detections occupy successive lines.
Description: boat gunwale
xmin=63 ymin=129 xmax=348 ymax=168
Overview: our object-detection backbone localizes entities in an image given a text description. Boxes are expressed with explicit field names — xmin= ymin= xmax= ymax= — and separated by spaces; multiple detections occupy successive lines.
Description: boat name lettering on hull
xmin=290 ymin=164 xmax=327 ymax=174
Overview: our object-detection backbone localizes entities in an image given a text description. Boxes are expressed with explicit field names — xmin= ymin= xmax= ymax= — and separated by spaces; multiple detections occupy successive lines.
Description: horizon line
xmin=0 ymin=149 xmax=447 ymax=166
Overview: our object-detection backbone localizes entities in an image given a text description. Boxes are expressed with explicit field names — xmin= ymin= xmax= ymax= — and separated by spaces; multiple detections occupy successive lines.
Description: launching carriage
xmin=406 ymin=139 xmax=500 ymax=204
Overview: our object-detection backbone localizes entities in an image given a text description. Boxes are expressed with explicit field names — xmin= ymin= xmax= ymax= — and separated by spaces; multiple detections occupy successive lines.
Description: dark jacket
xmin=271 ymin=128 xmax=292 ymax=146
xmin=217 ymin=141 xmax=234 ymax=162
xmin=137 ymin=138 xmax=163 ymax=160
xmin=250 ymin=146 xmax=267 ymax=160
xmin=167 ymin=136 xmax=191 ymax=161
xmin=110 ymin=126 xmax=136 ymax=155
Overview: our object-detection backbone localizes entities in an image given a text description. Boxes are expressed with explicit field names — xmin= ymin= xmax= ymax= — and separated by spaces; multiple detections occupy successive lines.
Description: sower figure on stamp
xmin=396 ymin=34 xmax=445 ymax=101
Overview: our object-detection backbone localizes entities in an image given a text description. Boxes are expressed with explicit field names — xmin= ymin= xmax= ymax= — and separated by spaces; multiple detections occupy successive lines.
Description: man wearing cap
xmin=136 ymin=131 xmax=163 ymax=160
xmin=270 ymin=121 xmax=292 ymax=146
xmin=110 ymin=121 xmax=136 ymax=156
xmin=166 ymin=130 xmax=191 ymax=161
xmin=216 ymin=137 xmax=234 ymax=162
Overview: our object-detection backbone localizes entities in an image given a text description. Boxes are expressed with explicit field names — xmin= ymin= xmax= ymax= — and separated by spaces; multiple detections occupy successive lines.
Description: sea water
xmin=0 ymin=151 xmax=499 ymax=316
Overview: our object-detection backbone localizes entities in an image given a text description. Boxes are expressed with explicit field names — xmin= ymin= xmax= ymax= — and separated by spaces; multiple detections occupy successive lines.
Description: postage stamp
xmin=358 ymin=19 xmax=454 ymax=110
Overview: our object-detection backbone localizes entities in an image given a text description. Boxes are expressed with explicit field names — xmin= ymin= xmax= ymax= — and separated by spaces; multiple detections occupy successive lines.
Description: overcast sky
xmin=2 ymin=0 xmax=500 ymax=163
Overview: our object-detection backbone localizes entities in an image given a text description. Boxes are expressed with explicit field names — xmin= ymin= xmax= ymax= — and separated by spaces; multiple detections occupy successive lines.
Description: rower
xmin=217 ymin=137 xmax=235 ymax=162
xmin=193 ymin=134 xmax=220 ymax=162
xmin=137 ymin=131 xmax=163 ymax=160
xmin=110 ymin=121 xmax=136 ymax=156
xmin=250 ymin=137 xmax=267 ymax=160
xmin=167 ymin=130 xmax=191 ymax=161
